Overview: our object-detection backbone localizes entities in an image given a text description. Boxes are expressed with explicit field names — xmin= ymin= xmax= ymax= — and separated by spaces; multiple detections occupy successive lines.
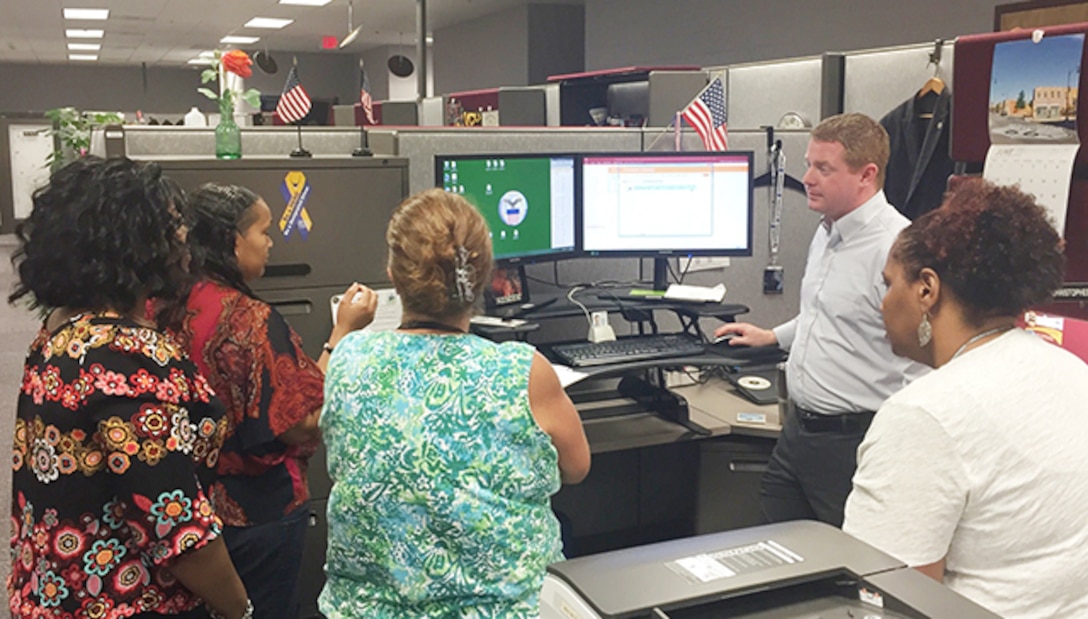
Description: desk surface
xmin=573 ymin=377 xmax=780 ymax=454
xmin=677 ymin=380 xmax=782 ymax=439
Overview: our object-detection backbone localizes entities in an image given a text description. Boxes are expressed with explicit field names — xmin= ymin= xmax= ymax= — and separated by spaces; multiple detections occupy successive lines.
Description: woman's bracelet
xmin=322 ymin=341 xmax=335 ymax=354
xmin=209 ymin=599 xmax=254 ymax=619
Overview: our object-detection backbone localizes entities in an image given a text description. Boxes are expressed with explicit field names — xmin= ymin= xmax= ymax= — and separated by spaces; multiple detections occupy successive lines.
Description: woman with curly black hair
xmin=162 ymin=183 xmax=376 ymax=619
xmin=8 ymin=157 xmax=251 ymax=619
xmin=843 ymin=178 xmax=1088 ymax=618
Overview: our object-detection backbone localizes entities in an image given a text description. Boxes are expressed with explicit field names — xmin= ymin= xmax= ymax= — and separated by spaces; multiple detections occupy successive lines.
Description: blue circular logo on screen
xmin=498 ymin=190 xmax=528 ymax=226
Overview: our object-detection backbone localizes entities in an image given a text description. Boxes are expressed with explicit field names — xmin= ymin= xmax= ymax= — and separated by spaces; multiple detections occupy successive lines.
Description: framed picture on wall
xmin=995 ymin=0 xmax=1088 ymax=31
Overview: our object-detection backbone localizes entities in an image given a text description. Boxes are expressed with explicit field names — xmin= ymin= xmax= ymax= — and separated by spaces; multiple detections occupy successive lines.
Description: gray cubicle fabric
xmin=724 ymin=57 xmax=825 ymax=130
xmin=373 ymin=127 xmax=643 ymax=195
xmin=648 ymin=71 xmax=710 ymax=127
xmin=122 ymin=126 xmax=364 ymax=159
xmin=842 ymin=42 xmax=956 ymax=120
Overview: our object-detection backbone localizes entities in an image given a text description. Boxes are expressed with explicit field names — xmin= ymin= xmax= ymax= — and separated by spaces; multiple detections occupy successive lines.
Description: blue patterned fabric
xmin=319 ymin=331 xmax=563 ymax=618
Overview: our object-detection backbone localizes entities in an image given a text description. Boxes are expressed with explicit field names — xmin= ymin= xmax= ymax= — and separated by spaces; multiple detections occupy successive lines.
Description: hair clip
xmin=453 ymin=245 xmax=475 ymax=303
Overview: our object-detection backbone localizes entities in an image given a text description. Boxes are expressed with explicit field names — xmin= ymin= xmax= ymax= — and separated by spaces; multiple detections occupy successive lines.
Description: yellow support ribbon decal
xmin=279 ymin=171 xmax=313 ymax=240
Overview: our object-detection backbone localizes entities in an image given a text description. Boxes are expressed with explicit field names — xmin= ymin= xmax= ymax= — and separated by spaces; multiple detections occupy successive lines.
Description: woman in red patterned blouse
xmin=165 ymin=183 xmax=376 ymax=619
xmin=8 ymin=157 xmax=250 ymax=618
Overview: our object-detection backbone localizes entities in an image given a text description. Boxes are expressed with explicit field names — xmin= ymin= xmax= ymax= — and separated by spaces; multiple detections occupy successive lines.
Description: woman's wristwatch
xmin=210 ymin=599 xmax=254 ymax=619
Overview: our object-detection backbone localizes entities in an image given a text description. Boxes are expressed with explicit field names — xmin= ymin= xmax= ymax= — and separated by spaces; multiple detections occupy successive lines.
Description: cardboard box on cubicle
xmin=1020 ymin=310 xmax=1088 ymax=363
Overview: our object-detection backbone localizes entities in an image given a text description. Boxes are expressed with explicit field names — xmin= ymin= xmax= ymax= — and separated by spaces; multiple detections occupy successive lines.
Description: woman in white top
xmin=843 ymin=178 xmax=1088 ymax=619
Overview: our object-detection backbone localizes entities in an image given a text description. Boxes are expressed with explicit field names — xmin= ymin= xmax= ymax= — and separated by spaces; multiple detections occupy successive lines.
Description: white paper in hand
xmin=551 ymin=363 xmax=590 ymax=388
xmin=330 ymin=288 xmax=402 ymax=332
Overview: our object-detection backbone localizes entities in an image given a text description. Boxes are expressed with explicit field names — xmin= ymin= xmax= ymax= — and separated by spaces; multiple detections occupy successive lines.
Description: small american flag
xmin=682 ymin=76 xmax=729 ymax=150
xmin=276 ymin=66 xmax=312 ymax=125
xmin=360 ymin=64 xmax=376 ymax=124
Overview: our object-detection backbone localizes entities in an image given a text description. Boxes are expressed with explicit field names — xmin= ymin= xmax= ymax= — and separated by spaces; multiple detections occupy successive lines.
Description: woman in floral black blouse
xmin=8 ymin=157 xmax=250 ymax=619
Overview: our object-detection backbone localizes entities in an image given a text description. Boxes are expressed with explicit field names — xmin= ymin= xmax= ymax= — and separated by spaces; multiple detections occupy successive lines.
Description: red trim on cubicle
xmin=547 ymin=66 xmax=700 ymax=82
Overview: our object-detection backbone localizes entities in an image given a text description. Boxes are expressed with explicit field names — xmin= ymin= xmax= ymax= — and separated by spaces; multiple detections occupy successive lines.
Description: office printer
xmin=541 ymin=521 xmax=999 ymax=619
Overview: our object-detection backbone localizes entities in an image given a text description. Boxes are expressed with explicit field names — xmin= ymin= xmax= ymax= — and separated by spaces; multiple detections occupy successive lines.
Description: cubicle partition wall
xmin=0 ymin=116 xmax=53 ymax=234
xmin=647 ymin=70 xmax=711 ymax=127
xmin=842 ymin=40 xmax=956 ymax=119
xmin=368 ymin=126 xmax=643 ymax=193
xmin=155 ymin=158 xmax=407 ymax=298
xmin=721 ymin=53 xmax=843 ymax=130
xmin=498 ymin=87 xmax=551 ymax=126
xmin=120 ymin=125 xmax=365 ymax=159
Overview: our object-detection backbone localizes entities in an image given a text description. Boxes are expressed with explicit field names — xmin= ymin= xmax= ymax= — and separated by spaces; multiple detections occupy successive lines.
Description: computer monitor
xmin=434 ymin=153 xmax=579 ymax=263
xmin=580 ymin=151 xmax=754 ymax=290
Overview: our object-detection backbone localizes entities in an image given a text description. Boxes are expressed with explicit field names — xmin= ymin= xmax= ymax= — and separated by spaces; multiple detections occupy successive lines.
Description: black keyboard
xmin=551 ymin=334 xmax=706 ymax=367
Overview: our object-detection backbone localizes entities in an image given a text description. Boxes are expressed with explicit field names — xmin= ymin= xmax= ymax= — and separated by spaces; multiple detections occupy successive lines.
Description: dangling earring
xmin=917 ymin=311 xmax=933 ymax=347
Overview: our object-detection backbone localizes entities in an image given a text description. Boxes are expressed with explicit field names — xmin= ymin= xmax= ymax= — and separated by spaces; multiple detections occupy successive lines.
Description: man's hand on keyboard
xmin=713 ymin=322 xmax=778 ymax=348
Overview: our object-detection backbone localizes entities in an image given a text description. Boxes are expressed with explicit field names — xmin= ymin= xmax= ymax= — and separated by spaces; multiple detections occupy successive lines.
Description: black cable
xmin=679 ymin=256 xmax=693 ymax=283
xmin=665 ymin=258 xmax=680 ymax=284
xmin=593 ymin=284 xmax=659 ymax=335
xmin=525 ymin=273 xmax=557 ymax=287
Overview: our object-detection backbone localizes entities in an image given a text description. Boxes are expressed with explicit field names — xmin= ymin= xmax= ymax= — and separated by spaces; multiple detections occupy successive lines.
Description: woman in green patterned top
xmin=319 ymin=188 xmax=591 ymax=618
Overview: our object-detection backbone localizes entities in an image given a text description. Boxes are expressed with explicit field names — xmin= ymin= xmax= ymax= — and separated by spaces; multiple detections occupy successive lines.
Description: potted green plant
xmin=43 ymin=107 xmax=122 ymax=171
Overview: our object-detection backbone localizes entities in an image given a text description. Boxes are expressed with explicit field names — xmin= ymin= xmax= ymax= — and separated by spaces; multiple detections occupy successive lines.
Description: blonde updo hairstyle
xmin=387 ymin=188 xmax=493 ymax=320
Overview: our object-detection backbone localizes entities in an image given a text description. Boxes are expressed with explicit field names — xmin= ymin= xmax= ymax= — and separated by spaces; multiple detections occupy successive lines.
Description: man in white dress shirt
xmin=714 ymin=113 xmax=926 ymax=526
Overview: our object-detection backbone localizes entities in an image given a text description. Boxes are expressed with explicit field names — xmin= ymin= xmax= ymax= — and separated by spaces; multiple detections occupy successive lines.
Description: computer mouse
xmin=712 ymin=333 xmax=737 ymax=345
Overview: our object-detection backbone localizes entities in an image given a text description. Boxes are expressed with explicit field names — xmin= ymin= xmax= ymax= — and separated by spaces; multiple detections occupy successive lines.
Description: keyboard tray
xmin=551 ymin=334 xmax=706 ymax=368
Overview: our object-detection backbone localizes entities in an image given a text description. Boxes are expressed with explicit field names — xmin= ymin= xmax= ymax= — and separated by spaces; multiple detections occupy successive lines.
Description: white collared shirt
xmin=773 ymin=190 xmax=927 ymax=414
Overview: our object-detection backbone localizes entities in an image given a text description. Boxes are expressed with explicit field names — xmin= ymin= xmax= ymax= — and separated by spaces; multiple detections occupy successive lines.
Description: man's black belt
xmin=793 ymin=404 xmax=875 ymax=433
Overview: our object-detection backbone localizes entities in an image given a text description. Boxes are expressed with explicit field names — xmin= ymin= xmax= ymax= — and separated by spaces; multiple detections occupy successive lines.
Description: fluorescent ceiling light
xmin=199 ymin=50 xmax=216 ymax=57
xmin=188 ymin=58 xmax=214 ymax=65
xmin=69 ymin=54 xmax=99 ymax=61
xmin=221 ymin=35 xmax=260 ymax=44
xmin=279 ymin=0 xmax=332 ymax=5
xmin=63 ymin=8 xmax=109 ymax=20
xmin=339 ymin=26 xmax=361 ymax=49
xmin=243 ymin=17 xmax=293 ymax=29
xmin=67 ymin=42 xmax=101 ymax=50
xmin=66 ymin=29 xmax=104 ymax=38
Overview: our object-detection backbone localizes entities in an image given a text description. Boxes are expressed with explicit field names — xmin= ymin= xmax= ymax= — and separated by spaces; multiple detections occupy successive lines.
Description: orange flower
xmin=221 ymin=50 xmax=253 ymax=78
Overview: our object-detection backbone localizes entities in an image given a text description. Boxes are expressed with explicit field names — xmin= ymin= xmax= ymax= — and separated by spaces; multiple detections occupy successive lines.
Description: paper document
xmin=551 ymin=363 xmax=590 ymax=388
xmin=664 ymin=283 xmax=726 ymax=303
xmin=984 ymin=144 xmax=1079 ymax=234
xmin=330 ymin=288 xmax=402 ymax=332
xmin=470 ymin=315 xmax=528 ymax=328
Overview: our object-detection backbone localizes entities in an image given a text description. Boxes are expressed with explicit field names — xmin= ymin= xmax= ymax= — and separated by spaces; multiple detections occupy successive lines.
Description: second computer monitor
xmin=581 ymin=151 xmax=754 ymax=258
xmin=435 ymin=153 xmax=578 ymax=263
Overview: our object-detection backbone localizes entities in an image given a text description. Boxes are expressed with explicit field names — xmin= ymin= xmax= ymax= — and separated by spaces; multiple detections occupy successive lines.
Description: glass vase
xmin=215 ymin=114 xmax=242 ymax=159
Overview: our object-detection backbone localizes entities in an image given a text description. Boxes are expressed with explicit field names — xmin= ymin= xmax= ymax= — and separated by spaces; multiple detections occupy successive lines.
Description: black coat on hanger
xmin=880 ymin=88 xmax=955 ymax=220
